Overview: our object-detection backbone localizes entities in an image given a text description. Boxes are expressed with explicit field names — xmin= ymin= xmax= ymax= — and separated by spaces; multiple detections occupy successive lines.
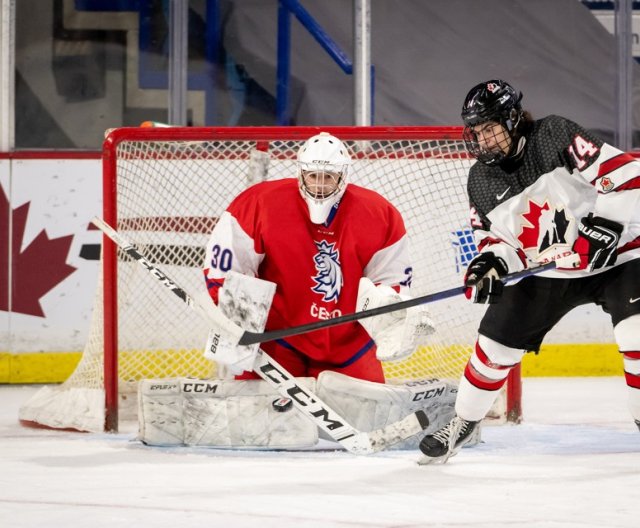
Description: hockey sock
xmin=614 ymin=315 xmax=640 ymax=422
xmin=454 ymin=335 xmax=525 ymax=422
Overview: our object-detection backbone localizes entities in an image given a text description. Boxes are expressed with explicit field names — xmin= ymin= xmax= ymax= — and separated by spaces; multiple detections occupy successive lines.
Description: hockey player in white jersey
xmin=418 ymin=79 xmax=640 ymax=464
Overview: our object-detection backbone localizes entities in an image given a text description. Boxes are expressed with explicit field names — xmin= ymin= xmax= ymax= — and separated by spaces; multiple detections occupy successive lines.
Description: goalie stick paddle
xmin=92 ymin=216 xmax=429 ymax=454
xmin=252 ymin=352 xmax=429 ymax=455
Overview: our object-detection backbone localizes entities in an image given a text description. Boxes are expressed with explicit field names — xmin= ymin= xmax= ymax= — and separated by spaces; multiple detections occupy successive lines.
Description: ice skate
xmin=418 ymin=415 xmax=478 ymax=465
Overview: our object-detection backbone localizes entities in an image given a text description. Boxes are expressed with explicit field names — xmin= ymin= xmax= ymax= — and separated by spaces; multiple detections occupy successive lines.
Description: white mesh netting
xmin=20 ymin=127 xmax=501 ymax=432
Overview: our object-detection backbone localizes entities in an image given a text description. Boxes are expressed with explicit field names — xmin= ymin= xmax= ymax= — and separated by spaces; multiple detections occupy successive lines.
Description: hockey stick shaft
xmin=93 ymin=216 xmax=428 ymax=454
xmin=93 ymin=216 xmax=245 ymax=343
xmin=238 ymin=260 xmax=560 ymax=346
xmin=252 ymin=351 xmax=428 ymax=454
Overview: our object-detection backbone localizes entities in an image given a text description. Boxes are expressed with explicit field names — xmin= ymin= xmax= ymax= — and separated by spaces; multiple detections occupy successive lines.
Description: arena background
xmin=0 ymin=1 xmax=636 ymax=382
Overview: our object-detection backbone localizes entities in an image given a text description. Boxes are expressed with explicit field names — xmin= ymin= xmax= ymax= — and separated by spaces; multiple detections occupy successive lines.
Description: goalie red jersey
xmin=203 ymin=178 xmax=412 ymax=377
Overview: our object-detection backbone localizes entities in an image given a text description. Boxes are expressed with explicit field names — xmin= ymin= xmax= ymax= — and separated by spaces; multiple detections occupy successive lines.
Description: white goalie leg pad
xmin=204 ymin=271 xmax=276 ymax=376
xmin=138 ymin=377 xmax=318 ymax=449
xmin=316 ymin=371 xmax=470 ymax=449
xmin=138 ymin=379 xmax=184 ymax=446
xmin=356 ymin=277 xmax=435 ymax=362
xmin=181 ymin=378 xmax=318 ymax=448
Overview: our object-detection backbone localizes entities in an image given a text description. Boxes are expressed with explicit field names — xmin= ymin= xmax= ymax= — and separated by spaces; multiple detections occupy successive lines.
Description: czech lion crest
xmin=311 ymin=240 xmax=343 ymax=302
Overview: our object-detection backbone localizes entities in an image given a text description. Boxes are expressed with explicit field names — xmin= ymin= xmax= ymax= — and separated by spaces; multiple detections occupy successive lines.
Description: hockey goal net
xmin=20 ymin=126 xmax=520 ymax=432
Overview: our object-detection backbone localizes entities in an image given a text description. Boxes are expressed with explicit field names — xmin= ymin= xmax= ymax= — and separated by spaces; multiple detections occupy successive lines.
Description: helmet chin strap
xmin=502 ymin=125 xmax=526 ymax=164
xmin=493 ymin=113 xmax=525 ymax=165
xmin=512 ymin=136 xmax=527 ymax=158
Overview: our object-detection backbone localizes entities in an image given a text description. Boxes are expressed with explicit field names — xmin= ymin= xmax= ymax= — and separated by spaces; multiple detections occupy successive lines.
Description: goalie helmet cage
xmin=19 ymin=126 xmax=521 ymax=433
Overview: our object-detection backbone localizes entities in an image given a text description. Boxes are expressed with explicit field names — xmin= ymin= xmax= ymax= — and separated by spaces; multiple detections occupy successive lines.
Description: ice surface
xmin=1 ymin=378 xmax=638 ymax=527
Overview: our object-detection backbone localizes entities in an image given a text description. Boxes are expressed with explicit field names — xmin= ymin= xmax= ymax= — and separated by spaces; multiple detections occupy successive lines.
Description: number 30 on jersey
xmin=210 ymin=244 xmax=233 ymax=272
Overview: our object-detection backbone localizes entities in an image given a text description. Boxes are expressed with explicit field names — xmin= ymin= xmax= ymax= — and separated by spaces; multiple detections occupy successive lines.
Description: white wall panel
xmin=4 ymin=158 xmax=101 ymax=352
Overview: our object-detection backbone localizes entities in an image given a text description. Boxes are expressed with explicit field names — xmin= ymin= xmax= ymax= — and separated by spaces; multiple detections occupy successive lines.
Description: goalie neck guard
xmin=297 ymin=132 xmax=351 ymax=224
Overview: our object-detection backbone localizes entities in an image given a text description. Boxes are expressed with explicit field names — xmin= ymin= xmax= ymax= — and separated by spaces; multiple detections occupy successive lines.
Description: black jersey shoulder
xmin=467 ymin=115 xmax=597 ymax=219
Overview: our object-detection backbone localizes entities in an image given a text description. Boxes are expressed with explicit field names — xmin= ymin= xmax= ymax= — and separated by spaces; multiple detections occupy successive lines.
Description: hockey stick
xmin=237 ymin=258 xmax=570 ymax=346
xmin=251 ymin=351 xmax=429 ymax=454
xmin=93 ymin=216 xmax=429 ymax=454
xmin=95 ymin=215 xmax=572 ymax=347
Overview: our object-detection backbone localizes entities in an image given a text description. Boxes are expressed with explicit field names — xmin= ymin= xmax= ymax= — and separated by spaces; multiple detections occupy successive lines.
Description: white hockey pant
xmin=615 ymin=314 xmax=640 ymax=422
xmin=455 ymin=334 xmax=525 ymax=422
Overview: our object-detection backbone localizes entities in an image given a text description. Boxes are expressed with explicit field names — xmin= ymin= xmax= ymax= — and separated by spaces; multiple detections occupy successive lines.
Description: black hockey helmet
xmin=461 ymin=80 xmax=524 ymax=165
xmin=462 ymin=80 xmax=522 ymax=127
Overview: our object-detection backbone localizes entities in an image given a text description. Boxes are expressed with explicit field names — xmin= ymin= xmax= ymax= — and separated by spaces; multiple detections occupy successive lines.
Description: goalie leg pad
xmin=138 ymin=379 xmax=184 ymax=446
xmin=138 ymin=378 xmax=319 ymax=449
xmin=316 ymin=371 xmax=469 ymax=450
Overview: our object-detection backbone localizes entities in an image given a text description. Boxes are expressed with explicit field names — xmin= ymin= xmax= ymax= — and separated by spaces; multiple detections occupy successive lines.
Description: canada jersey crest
xmin=311 ymin=240 xmax=343 ymax=302
xmin=517 ymin=199 xmax=572 ymax=260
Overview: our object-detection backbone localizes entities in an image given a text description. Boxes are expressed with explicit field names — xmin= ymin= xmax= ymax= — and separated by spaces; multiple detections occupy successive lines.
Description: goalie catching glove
xmin=356 ymin=277 xmax=435 ymax=362
xmin=204 ymin=271 xmax=276 ymax=375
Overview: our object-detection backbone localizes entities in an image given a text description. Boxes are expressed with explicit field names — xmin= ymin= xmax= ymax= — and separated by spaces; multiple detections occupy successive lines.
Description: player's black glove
xmin=464 ymin=252 xmax=508 ymax=304
xmin=573 ymin=214 xmax=623 ymax=271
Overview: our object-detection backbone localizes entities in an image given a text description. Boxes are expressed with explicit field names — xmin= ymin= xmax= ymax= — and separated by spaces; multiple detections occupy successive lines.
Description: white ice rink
xmin=1 ymin=378 xmax=638 ymax=528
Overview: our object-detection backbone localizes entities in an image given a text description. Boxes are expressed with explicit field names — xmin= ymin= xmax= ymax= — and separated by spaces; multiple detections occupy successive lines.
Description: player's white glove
xmin=356 ymin=277 xmax=435 ymax=362
xmin=204 ymin=271 xmax=276 ymax=376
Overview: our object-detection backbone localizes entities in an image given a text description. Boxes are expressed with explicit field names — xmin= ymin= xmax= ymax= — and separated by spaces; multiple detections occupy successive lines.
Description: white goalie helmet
xmin=297 ymin=132 xmax=351 ymax=224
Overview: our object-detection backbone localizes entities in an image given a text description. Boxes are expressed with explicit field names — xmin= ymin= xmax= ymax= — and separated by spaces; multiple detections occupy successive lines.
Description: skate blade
xmin=418 ymin=453 xmax=450 ymax=465
xmin=417 ymin=447 xmax=461 ymax=466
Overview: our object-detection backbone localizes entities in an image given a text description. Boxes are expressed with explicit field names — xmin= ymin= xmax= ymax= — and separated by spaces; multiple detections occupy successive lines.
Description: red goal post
xmin=21 ymin=126 xmax=521 ymax=433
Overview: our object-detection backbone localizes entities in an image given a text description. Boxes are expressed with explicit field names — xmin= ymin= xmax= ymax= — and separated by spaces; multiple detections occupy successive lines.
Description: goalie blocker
xmin=138 ymin=371 xmax=468 ymax=450
xmin=203 ymin=270 xmax=276 ymax=376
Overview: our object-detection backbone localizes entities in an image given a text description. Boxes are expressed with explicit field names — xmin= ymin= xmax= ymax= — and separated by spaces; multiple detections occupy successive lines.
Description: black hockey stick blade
xmin=238 ymin=260 xmax=560 ymax=346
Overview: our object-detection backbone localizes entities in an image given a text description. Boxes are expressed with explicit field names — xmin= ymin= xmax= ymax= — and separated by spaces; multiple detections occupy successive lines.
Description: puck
xmin=272 ymin=397 xmax=293 ymax=412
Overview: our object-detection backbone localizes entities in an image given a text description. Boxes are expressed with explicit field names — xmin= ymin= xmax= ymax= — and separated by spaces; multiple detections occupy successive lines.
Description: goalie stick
xmin=93 ymin=216 xmax=429 ymax=455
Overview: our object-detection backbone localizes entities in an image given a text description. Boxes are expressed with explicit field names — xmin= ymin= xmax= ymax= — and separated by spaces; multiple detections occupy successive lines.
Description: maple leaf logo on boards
xmin=0 ymin=185 xmax=76 ymax=317
xmin=517 ymin=199 xmax=571 ymax=258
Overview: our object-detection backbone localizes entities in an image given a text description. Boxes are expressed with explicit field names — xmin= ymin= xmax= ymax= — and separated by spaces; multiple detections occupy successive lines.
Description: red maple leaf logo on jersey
xmin=517 ymin=199 xmax=571 ymax=254
xmin=518 ymin=200 xmax=549 ymax=250
xmin=600 ymin=176 xmax=614 ymax=192
xmin=0 ymin=185 xmax=76 ymax=317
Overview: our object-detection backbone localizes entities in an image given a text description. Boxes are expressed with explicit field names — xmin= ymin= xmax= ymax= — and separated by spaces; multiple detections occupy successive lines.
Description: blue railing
xmin=74 ymin=0 xmax=371 ymax=126
xmin=277 ymin=0 xmax=373 ymax=125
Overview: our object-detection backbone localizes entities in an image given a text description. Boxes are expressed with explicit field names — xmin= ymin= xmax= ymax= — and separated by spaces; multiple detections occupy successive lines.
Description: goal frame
xmin=101 ymin=125 xmax=521 ymax=432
